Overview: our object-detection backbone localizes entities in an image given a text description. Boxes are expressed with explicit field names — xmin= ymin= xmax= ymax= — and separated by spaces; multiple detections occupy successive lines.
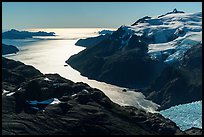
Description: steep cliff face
xmin=2 ymin=57 xmax=187 ymax=135
xmin=143 ymin=44 xmax=202 ymax=110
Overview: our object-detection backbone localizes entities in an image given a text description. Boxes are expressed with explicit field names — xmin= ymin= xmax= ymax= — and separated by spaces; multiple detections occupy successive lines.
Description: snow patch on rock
xmin=2 ymin=89 xmax=10 ymax=95
xmin=44 ymin=77 xmax=52 ymax=81
xmin=6 ymin=92 xmax=15 ymax=96
xmin=50 ymin=98 xmax=61 ymax=105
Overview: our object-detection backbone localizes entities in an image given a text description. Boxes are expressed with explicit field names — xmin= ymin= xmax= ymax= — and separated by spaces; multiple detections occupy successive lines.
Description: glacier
xmin=159 ymin=101 xmax=202 ymax=131
xmin=115 ymin=11 xmax=202 ymax=64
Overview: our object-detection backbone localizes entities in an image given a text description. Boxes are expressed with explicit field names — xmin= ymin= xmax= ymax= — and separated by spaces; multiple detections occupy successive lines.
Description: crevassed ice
xmin=160 ymin=101 xmax=202 ymax=131
xmin=164 ymin=38 xmax=201 ymax=64
xmin=121 ymin=12 xmax=202 ymax=64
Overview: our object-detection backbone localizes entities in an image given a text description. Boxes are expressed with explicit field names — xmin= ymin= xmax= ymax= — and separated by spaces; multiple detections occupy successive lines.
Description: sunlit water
xmin=3 ymin=28 xmax=160 ymax=113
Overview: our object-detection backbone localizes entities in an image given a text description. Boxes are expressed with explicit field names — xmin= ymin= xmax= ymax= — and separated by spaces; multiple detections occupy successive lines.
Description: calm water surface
xmin=3 ymin=28 xmax=159 ymax=112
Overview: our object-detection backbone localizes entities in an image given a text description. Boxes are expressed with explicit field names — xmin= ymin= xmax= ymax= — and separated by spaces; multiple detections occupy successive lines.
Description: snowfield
xmin=160 ymin=101 xmax=202 ymax=131
xmin=118 ymin=11 xmax=202 ymax=64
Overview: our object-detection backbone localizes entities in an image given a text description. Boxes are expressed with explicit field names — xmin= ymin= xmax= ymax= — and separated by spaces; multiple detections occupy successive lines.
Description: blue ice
xmin=160 ymin=101 xmax=202 ymax=131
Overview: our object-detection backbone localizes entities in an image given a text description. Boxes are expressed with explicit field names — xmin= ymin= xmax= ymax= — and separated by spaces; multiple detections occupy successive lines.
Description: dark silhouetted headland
xmin=2 ymin=43 xmax=19 ymax=55
xmin=2 ymin=29 xmax=55 ymax=39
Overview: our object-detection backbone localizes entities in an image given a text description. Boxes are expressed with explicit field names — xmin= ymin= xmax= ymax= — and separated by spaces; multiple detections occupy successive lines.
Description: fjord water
xmin=3 ymin=28 xmax=159 ymax=112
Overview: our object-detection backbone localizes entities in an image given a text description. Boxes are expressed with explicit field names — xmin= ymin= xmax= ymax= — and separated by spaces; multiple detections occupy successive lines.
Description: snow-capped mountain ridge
xmin=115 ymin=11 xmax=202 ymax=64
xmin=121 ymin=11 xmax=201 ymax=43
xmin=157 ymin=8 xmax=185 ymax=18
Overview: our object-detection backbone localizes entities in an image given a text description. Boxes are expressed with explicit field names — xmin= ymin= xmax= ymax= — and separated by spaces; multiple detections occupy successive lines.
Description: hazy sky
xmin=2 ymin=2 xmax=202 ymax=29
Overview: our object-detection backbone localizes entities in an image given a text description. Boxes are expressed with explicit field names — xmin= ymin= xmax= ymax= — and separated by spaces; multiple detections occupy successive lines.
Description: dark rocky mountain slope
xmin=142 ymin=44 xmax=202 ymax=110
xmin=67 ymin=27 xmax=165 ymax=89
xmin=2 ymin=43 xmax=19 ymax=55
xmin=66 ymin=11 xmax=201 ymax=90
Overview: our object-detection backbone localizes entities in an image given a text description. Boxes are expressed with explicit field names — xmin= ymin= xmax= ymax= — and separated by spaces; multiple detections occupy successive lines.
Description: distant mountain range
xmin=67 ymin=10 xmax=202 ymax=110
xmin=2 ymin=29 xmax=55 ymax=39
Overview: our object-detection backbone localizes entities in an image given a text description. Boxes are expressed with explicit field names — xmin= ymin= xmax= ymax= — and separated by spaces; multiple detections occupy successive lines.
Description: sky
xmin=2 ymin=2 xmax=202 ymax=30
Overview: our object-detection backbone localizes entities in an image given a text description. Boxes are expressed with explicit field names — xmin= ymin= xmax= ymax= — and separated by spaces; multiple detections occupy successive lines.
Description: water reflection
xmin=3 ymin=28 xmax=159 ymax=113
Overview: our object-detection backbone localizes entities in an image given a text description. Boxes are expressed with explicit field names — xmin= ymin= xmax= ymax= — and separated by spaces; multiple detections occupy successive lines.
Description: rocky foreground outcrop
xmin=2 ymin=57 xmax=197 ymax=135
